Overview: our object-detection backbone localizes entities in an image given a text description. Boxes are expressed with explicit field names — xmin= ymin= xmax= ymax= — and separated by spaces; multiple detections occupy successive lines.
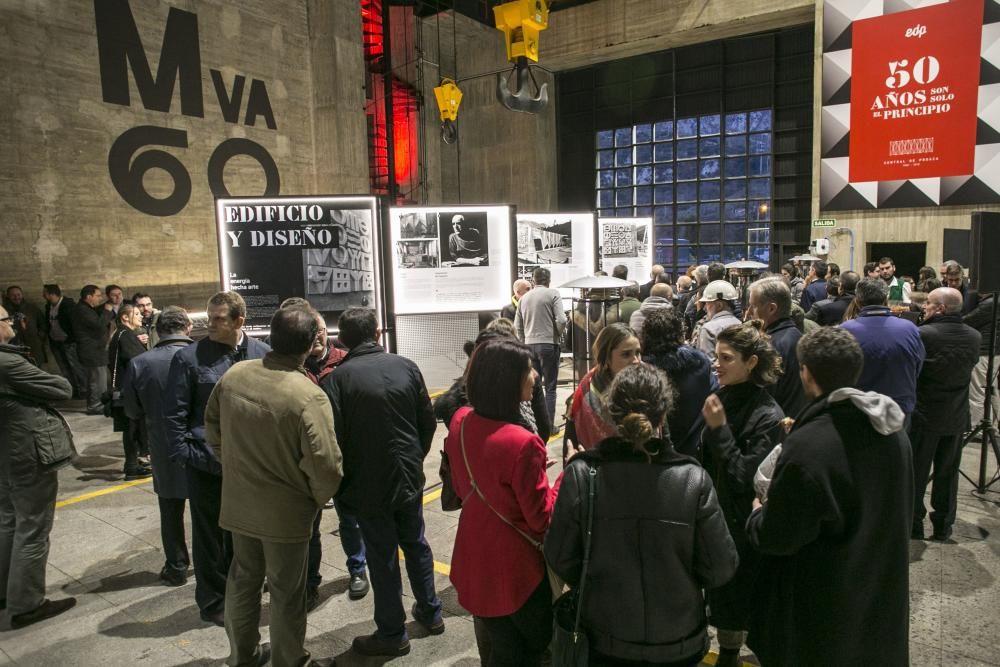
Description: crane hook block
xmin=433 ymin=79 xmax=463 ymax=122
xmin=493 ymin=0 xmax=549 ymax=63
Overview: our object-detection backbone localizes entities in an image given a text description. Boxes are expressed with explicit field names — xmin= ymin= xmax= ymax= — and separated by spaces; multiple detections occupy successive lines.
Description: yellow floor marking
xmin=56 ymin=477 xmax=153 ymax=508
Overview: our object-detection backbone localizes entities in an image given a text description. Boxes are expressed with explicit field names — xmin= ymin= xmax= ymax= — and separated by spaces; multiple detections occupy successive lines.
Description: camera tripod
xmin=959 ymin=295 xmax=1000 ymax=494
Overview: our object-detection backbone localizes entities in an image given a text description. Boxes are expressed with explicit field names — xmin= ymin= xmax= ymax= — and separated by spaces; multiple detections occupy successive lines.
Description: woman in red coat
xmin=446 ymin=337 xmax=559 ymax=666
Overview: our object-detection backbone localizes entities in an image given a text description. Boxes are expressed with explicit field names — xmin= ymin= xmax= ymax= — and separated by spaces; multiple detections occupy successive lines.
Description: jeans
xmin=158 ymin=497 xmax=190 ymax=575
xmin=528 ymin=343 xmax=561 ymax=424
xmin=355 ymin=499 xmax=441 ymax=639
xmin=0 ymin=468 xmax=58 ymax=615
xmin=49 ymin=339 xmax=85 ymax=396
xmin=225 ymin=532 xmax=310 ymax=667
xmin=911 ymin=429 xmax=963 ymax=534
xmin=474 ymin=578 xmax=552 ymax=666
xmin=187 ymin=466 xmax=231 ymax=616
xmin=307 ymin=498 xmax=366 ymax=592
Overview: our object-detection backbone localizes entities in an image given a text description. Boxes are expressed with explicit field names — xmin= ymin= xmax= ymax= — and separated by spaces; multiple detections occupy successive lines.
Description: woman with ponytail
xmin=699 ymin=320 xmax=785 ymax=667
xmin=546 ymin=364 xmax=738 ymax=666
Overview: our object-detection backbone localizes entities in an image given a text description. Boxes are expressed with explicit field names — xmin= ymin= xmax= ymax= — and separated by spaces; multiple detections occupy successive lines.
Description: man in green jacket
xmin=0 ymin=306 xmax=78 ymax=628
xmin=206 ymin=305 xmax=343 ymax=667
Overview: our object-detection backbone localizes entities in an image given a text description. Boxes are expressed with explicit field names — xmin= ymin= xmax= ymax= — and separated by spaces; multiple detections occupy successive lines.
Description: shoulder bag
xmin=101 ymin=329 xmax=126 ymax=416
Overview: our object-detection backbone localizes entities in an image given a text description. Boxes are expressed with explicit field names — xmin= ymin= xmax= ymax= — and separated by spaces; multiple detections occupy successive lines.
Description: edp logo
xmin=905 ymin=24 xmax=928 ymax=38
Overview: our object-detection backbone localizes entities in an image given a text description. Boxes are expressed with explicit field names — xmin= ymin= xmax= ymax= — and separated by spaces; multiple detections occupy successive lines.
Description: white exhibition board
xmin=516 ymin=212 xmax=597 ymax=301
xmin=389 ymin=205 xmax=515 ymax=314
xmin=597 ymin=217 xmax=653 ymax=283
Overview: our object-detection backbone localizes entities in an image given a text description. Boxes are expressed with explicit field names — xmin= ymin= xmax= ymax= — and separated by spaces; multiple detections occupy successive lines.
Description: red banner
xmin=849 ymin=0 xmax=984 ymax=182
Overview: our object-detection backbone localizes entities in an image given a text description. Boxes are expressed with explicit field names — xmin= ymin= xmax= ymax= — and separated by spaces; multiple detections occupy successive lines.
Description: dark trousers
xmin=49 ymin=340 xmax=85 ymax=395
xmin=187 ymin=466 xmax=231 ymax=616
xmin=307 ymin=498 xmax=366 ymax=592
xmin=0 ymin=469 xmax=58 ymax=616
xmin=528 ymin=343 xmax=561 ymax=424
xmin=158 ymin=497 xmax=190 ymax=574
xmin=474 ymin=578 xmax=552 ymax=666
xmin=911 ymin=428 xmax=964 ymax=533
xmin=355 ymin=499 xmax=441 ymax=639
xmin=84 ymin=365 xmax=107 ymax=411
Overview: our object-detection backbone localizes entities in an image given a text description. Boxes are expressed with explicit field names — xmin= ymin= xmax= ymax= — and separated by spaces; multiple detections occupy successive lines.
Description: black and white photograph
xmin=396 ymin=239 xmax=440 ymax=269
xmin=399 ymin=211 xmax=434 ymax=239
xmin=601 ymin=220 xmax=640 ymax=258
xmin=438 ymin=211 xmax=490 ymax=267
xmin=517 ymin=218 xmax=573 ymax=265
xmin=301 ymin=207 xmax=376 ymax=314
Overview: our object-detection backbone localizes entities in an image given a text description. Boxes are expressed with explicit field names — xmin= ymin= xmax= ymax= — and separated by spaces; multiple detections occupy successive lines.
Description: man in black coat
xmin=746 ymin=327 xmax=912 ymax=666
xmin=122 ymin=307 xmax=194 ymax=587
xmin=163 ymin=292 xmax=269 ymax=626
xmin=747 ymin=277 xmax=806 ymax=418
xmin=806 ymin=271 xmax=858 ymax=326
xmin=321 ymin=308 xmax=441 ymax=658
xmin=799 ymin=260 xmax=828 ymax=311
xmin=72 ymin=285 xmax=115 ymax=414
xmin=910 ymin=287 xmax=981 ymax=540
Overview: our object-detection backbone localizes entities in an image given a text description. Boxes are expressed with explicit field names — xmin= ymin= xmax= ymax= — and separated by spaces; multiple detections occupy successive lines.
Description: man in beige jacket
xmin=207 ymin=305 xmax=343 ymax=667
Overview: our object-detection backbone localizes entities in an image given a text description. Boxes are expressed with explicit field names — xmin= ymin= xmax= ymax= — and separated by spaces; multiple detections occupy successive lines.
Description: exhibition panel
xmin=215 ymin=195 xmax=384 ymax=332
xmin=516 ymin=211 xmax=598 ymax=300
xmin=597 ymin=216 xmax=653 ymax=279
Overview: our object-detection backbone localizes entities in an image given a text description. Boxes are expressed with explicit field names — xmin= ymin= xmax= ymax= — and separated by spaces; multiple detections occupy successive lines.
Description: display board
xmin=821 ymin=0 xmax=1000 ymax=209
xmin=215 ymin=195 xmax=382 ymax=332
xmin=597 ymin=217 xmax=653 ymax=282
xmin=388 ymin=205 xmax=515 ymax=314
xmin=516 ymin=212 xmax=597 ymax=300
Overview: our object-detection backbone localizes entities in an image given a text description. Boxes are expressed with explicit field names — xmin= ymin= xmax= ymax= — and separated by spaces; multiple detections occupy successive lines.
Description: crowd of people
xmin=0 ymin=252 xmax=995 ymax=665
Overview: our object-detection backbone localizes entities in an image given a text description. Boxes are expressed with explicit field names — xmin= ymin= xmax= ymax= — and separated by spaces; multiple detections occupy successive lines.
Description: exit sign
xmin=813 ymin=218 xmax=836 ymax=227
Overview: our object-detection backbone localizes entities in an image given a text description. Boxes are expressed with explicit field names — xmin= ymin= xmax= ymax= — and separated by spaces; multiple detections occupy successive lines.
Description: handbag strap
xmin=571 ymin=465 xmax=598 ymax=641
xmin=459 ymin=415 xmax=543 ymax=551
xmin=110 ymin=328 xmax=126 ymax=387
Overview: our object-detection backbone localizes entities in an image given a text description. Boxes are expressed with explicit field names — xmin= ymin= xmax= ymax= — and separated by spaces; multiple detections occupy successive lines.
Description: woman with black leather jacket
xmin=546 ymin=363 xmax=738 ymax=666
xmin=107 ymin=303 xmax=150 ymax=480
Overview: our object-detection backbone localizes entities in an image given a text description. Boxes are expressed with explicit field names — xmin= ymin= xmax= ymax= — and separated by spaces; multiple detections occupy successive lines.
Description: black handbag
xmin=439 ymin=446 xmax=462 ymax=511
xmin=101 ymin=330 xmax=126 ymax=416
xmin=552 ymin=464 xmax=597 ymax=666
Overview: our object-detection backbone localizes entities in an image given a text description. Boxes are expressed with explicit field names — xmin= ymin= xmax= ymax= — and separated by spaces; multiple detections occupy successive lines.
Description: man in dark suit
xmin=799 ymin=260 xmax=828 ymax=311
xmin=43 ymin=284 xmax=84 ymax=397
xmin=72 ymin=284 xmax=114 ymax=414
xmin=639 ymin=264 xmax=665 ymax=301
xmin=807 ymin=271 xmax=858 ymax=326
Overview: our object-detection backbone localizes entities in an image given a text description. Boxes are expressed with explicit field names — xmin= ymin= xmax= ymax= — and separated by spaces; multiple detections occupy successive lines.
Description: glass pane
xmin=598 ymin=150 xmax=614 ymax=168
xmin=616 ymin=169 xmax=632 ymax=187
xmin=700 ymin=202 xmax=721 ymax=221
xmin=636 ymin=205 xmax=653 ymax=216
xmin=654 ymin=185 xmax=673 ymax=204
xmin=656 ymin=224 xmax=674 ymax=241
xmin=700 ymin=136 xmax=721 ymax=158
xmin=654 ymin=164 xmax=674 ymax=183
xmin=725 ymin=201 xmax=748 ymax=221
xmin=615 ymin=127 xmax=633 ymax=146
xmin=598 ymin=169 xmax=614 ymax=188
xmin=676 ymin=182 xmax=698 ymax=202
xmin=676 ymin=205 xmax=698 ymax=223
xmin=723 ymin=245 xmax=745 ymax=262
xmin=700 ymin=159 xmax=721 ymax=179
xmin=724 ymin=179 xmax=746 ymax=201
xmin=677 ymin=117 xmax=698 ymax=138
xmin=655 ymin=245 xmax=674 ymax=265
xmin=654 ymin=205 xmax=673 ymax=223
xmin=725 ymin=135 xmax=747 ymax=156
xmin=597 ymin=130 xmax=614 ymax=149
xmin=677 ymin=161 xmax=698 ymax=181
xmin=597 ymin=208 xmax=612 ymax=218
xmin=748 ymin=178 xmax=771 ymax=199
xmin=616 ymin=207 xmax=634 ymax=217
xmin=636 ymin=186 xmax=653 ymax=206
xmin=749 ymin=227 xmax=771 ymax=244
xmin=654 ymin=142 xmax=674 ymax=163
xmin=677 ymin=245 xmax=697 ymax=264
xmin=616 ymin=148 xmax=633 ymax=167
xmin=700 ymin=180 xmax=721 ymax=201
xmin=699 ymin=245 xmax=722 ymax=262
xmin=749 ymin=133 xmax=772 ymax=154
xmin=635 ymin=123 xmax=653 ymax=143
xmin=749 ymin=200 xmax=770 ymax=221
xmin=724 ymin=157 xmax=747 ymax=178
xmin=724 ymin=223 xmax=749 ymax=243
xmin=749 ymin=245 xmax=770 ymax=263
xmin=616 ymin=189 xmax=634 ymax=207
xmin=676 ymin=224 xmax=697 ymax=242
xmin=725 ymin=112 xmax=747 ymax=134
xmin=677 ymin=139 xmax=698 ymax=160
xmin=700 ymin=114 xmax=721 ymax=136
xmin=749 ymin=110 xmax=772 ymax=132
xmin=598 ymin=189 xmax=613 ymax=208
xmin=654 ymin=120 xmax=674 ymax=141
xmin=634 ymin=144 xmax=653 ymax=165
xmin=700 ymin=223 xmax=721 ymax=244
xmin=635 ymin=165 xmax=653 ymax=185
xmin=749 ymin=155 xmax=772 ymax=176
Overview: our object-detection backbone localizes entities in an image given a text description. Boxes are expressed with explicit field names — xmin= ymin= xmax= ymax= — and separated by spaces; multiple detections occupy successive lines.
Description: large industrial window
xmin=595 ymin=110 xmax=772 ymax=273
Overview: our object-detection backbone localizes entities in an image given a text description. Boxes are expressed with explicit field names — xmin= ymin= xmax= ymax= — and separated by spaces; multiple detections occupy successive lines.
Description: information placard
xmin=597 ymin=217 xmax=653 ymax=282
xmin=516 ymin=212 xmax=597 ymax=300
xmin=215 ymin=195 xmax=382 ymax=332
xmin=388 ymin=205 xmax=515 ymax=315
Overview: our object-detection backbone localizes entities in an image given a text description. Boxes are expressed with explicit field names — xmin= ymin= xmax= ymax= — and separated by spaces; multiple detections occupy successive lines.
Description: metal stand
xmin=959 ymin=296 xmax=1000 ymax=493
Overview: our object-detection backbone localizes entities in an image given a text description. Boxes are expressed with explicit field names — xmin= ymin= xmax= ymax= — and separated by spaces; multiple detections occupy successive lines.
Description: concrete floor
xmin=2 ymin=387 xmax=1000 ymax=666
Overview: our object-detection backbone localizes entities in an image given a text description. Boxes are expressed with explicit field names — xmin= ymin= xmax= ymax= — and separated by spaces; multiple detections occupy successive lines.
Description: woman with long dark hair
xmin=546 ymin=363 xmax=738 ymax=665
xmin=445 ymin=338 xmax=558 ymax=666
xmin=700 ymin=321 xmax=785 ymax=667
xmin=108 ymin=303 xmax=150 ymax=480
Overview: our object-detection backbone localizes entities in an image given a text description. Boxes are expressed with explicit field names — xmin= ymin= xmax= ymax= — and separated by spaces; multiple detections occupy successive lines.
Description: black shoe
xmin=255 ymin=642 xmax=271 ymax=666
xmin=932 ymin=526 xmax=953 ymax=542
xmin=10 ymin=597 xmax=77 ymax=629
xmin=200 ymin=609 xmax=225 ymax=626
xmin=715 ymin=649 xmax=742 ymax=667
xmin=352 ymin=634 xmax=410 ymax=657
xmin=911 ymin=526 xmax=925 ymax=540
xmin=306 ymin=587 xmax=320 ymax=613
xmin=348 ymin=572 xmax=370 ymax=600
xmin=411 ymin=602 xmax=445 ymax=635
xmin=84 ymin=406 xmax=104 ymax=416
xmin=124 ymin=467 xmax=152 ymax=481
xmin=159 ymin=567 xmax=187 ymax=587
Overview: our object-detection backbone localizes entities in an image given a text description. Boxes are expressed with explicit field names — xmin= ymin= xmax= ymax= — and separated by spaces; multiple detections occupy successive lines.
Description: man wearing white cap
xmin=696 ymin=280 xmax=741 ymax=363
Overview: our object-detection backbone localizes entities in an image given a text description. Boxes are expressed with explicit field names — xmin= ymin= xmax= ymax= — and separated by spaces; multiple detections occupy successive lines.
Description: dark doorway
xmin=867 ymin=242 xmax=927 ymax=281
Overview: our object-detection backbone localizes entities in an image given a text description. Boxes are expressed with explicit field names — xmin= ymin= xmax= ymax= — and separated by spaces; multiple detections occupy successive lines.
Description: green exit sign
xmin=813 ymin=218 xmax=836 ymax=227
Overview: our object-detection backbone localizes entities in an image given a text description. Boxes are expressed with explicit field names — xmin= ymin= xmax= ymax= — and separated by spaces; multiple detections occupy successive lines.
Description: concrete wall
xmin=0 ymin=0 xmax=366 ymax=309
